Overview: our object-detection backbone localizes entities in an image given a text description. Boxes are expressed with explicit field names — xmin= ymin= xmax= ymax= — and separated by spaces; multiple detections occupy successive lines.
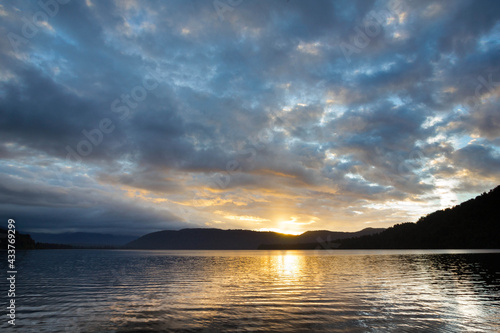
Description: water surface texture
xmin=1 ymin=249 xmax=500 ymax=332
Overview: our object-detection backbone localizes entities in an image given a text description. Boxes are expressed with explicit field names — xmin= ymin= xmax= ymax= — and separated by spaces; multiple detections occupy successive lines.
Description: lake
xmin=1 ymin=249 xmax=500 ymax=332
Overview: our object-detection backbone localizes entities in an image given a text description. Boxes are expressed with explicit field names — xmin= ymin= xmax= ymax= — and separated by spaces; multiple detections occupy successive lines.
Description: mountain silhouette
xmin=127 ymin=185 xmax=500 ymax=250
xmin=339 ymin=185 xmax=500 ymax=249
xmin=8 ymin=186 xmax=499 ymax=250
xmin=125 ymin=228 xmax=384 ymax=250
xmin=0 ymin=228 xmax=36 ymax=250
xmin=29 ymin=232 xmax=136 ymax=247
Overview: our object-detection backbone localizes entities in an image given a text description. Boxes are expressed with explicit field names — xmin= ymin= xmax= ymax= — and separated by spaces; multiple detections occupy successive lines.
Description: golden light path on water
xmin=3 ymin=249 xmax=500 ymax=332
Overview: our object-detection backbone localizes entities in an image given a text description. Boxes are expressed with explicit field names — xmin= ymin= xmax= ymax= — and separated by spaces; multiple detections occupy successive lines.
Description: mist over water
xmin=1 ymin=249 xmax=499 ymax=332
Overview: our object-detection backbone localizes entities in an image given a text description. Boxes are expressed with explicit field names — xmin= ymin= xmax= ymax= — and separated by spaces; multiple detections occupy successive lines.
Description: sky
xmin=0 ymin=0 xmax=499 ymax=236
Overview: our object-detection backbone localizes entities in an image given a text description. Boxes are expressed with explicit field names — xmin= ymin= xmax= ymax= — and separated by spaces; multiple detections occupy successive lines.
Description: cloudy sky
xmin=1 ymin=0 xmax=499 ymax=236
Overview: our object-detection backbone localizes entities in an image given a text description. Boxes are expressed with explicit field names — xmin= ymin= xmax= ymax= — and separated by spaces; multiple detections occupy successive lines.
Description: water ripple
xmin=1 ymin=249 xmax=499 ymax=332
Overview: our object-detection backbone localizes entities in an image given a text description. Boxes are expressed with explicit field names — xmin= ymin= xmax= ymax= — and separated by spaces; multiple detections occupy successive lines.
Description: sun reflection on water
xmin=5 ymin=250 xmax=500 ymax=332
xmin=274 ymin=252 xmax=302 ymax=276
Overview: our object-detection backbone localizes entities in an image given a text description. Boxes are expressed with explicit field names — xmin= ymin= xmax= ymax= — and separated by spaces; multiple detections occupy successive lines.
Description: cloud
xmin=452 ymin=144 xmax=500 ymax=177
xmin=1 ymin=0 xmax=499 ymax=235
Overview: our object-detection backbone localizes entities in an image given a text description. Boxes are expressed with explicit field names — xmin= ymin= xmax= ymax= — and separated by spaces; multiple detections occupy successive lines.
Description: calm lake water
xmin=1 ymin=249 xmax=500 ymax=332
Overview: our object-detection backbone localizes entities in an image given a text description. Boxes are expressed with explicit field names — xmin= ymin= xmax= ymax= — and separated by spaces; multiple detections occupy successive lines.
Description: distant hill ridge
xmin=29 ymin=232 xmax=136 ymax=247
xmin=126 ymin=185 xmax=500 ymax=250
xmin=125 ymin=227 xmax=384 ymax=250
xmin=7 ymin=185 xmax=499 ymax=250
xmin=339 ymin=185 xmax=500 ymax=249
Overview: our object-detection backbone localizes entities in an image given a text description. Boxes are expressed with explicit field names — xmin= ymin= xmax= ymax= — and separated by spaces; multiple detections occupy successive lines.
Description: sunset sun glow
xmin=0 ymin=0 xmax=499 ymax=237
